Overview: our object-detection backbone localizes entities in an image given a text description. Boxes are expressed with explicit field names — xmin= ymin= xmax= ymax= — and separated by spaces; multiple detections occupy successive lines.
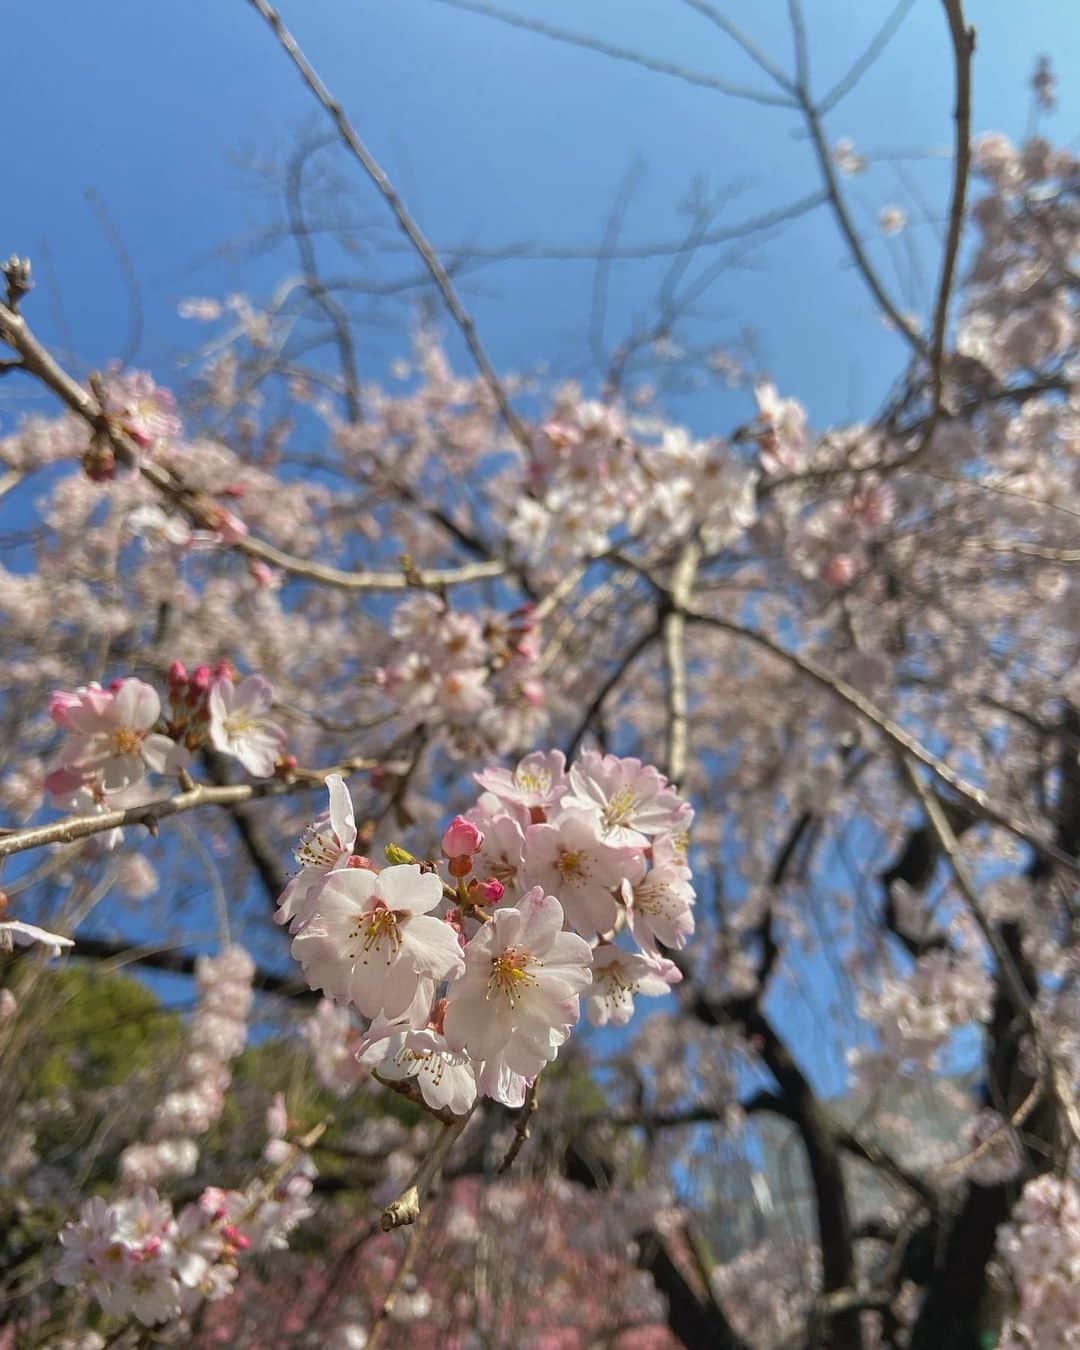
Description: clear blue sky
xmin=5 ymin=0 xmax=1079 ymax=438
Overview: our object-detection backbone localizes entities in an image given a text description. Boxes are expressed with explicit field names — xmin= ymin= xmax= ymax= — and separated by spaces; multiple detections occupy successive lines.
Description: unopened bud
xmin=441 ymin=815 xmax=483 ymax=859
xmin=469 ymin=876 xmax=505 ymax=905
xmin=166 ymin=660 xmax=188 ymax=697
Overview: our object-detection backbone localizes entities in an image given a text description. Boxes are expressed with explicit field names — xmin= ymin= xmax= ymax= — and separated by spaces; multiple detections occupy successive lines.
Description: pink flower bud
xmin=520 ymin=678 xmax=544 ymax=707
xmin=441 ymin=815 xmax=483 ymax=859
xmin=47 ymin=690 xmax=80 ymax=727
xmin=822 ymin=554 xmax=859 ymax=587
xmin=221 ymin=1223 xmax=250 ymax=1251
xmin=187 ymin=665 xmax=211 ymax=707
xmin=166 ymin=659 xmax=188 ymax=696
xmin=214 ymin=508 xmax=248 ymax=546
xmin=472 ymin=876 xmax=505 ymax=904
xmin=45 ymin=766 xmax=86 ymax=796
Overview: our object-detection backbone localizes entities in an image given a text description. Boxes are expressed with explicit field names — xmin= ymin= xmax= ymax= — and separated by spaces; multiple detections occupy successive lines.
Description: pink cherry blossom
xmin=474 ymin=749 xmax=569 ymax=813
xmin=522 ymin=806 xmax=644 ymax=934
xmin=291 ymin=864 xmax=464 ymax=1020
xmin=208 ymin=673 xmax=286 ymax=777
xmin=276 ymin=774 xmax=357 ymax=930
xmin=562 ymin=750 xmax=692 ymax=848
xmin=48 ymin=678 xmax=186 ymax=792
xmin=585 ymin=945 xmax=682 ymax=1027
xmin=442 ymin=888 xmax=592 ymax=1103
xmin=620 ymin=861 xmax=696 ymax=954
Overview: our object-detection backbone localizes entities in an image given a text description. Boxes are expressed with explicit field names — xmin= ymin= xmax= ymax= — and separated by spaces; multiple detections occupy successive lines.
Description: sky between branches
xmin=5 ymin=0 xmax=1079 ymax=442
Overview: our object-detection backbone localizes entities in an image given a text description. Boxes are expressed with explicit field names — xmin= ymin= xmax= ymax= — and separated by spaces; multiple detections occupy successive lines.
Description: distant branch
xmin=244 ymin=0 xmax=535 ymax=458
xmin=0 ymin=291 xmax=509 ymax=594
xmin=421 ymin=0 xmax=796 ymax=108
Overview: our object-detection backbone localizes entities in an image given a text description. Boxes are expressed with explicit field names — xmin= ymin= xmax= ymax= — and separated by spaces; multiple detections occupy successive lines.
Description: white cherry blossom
xmin=208 ymin=673 xmax=286 ymax=777
xmin=442 ymin=888 xmax=592 ymax=1102
xmin=277 ymin=773 xmax=357 ymax=930
xmin=291 ymin=864 xmax=464 ymax=1021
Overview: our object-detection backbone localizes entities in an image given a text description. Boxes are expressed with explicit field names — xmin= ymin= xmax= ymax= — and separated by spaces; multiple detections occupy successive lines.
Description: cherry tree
xmin=1 ymin=1 xmax=1079 ymax=1346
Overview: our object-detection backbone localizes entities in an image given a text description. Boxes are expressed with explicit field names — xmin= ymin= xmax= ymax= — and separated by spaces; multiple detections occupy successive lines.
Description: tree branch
xmin=244 ymin=0 xmax=535 ymax=459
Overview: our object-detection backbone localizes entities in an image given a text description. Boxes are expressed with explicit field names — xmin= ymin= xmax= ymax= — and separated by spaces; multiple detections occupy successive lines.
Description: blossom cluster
xmin=376 ymin=593 xmax=545 ymax=756
xmin=849 ymin=943 xmax=993 ymax=1090
xmin=119 ymin=947 xmax=255 ymax=1185
xmin=56 ymin=1188 xmax=242 ymax=1325
xmin=996 ymin=1174 xmax=1080 ymax=1348
xmin=44 ymin=668 xmax=288 ymax=822
xmin=503 ymin=393 xmax=758 ymax=575
xmin=278 ymin=750 xmax=693 ymax=1111
xmin=55 ymin=1120 xmax=315 ymax=1327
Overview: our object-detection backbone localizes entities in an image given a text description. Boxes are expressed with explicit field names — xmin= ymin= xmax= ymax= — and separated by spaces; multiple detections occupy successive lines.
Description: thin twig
xmin=366 ymin=1204 xmax=435 ymax=1350
xmin=498 ymin=1078 xmax=539 ymax=1173
xmin=818 ymin=0 xmax=919 ymax=113
xmin=420 ymin=0 xmax=796 ymax=108
xmin=380 ymin=1108 xmax=474 ymax=1231
xmin=244 ymin=0 xmax=535 ymax=458
xmin=0 ymin=756 xmax=375 ymax=860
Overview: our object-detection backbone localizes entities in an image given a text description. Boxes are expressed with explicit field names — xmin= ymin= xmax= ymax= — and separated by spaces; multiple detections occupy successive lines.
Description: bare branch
xmin=244 ymin=0 xmax=535 ymax=458
xmin=684 ymin=607 xmax=1080 ymax=877
xmin=0 ymin=758 xmax=375 ymax=861
xmin=0 ymin=294 xmax=509 ymax=594
xmin=420 ymin=0 xmax=797 ymax=108
xmin=663 ymin=539 xmax=700 ymax=788
xmin=819 ymin=0 xmax=919 ymax=114
xmin=679 ymin=1 xmax=795 ymax=91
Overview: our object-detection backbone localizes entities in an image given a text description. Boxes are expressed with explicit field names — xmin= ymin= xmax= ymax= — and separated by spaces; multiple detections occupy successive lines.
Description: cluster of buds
xmin=164 ymin=659 xmax=228 ymax=751
xmin=441 ymin=816 xmax=505 ymax=909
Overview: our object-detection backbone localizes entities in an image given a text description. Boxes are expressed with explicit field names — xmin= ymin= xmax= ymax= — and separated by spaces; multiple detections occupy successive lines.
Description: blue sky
xmin=5 ymin=0 xmax=1079 ymax=438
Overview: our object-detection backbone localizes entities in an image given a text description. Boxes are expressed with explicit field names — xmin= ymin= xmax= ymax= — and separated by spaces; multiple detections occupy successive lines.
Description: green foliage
xmin=17 ymin=964 xmax=183 ymax=1099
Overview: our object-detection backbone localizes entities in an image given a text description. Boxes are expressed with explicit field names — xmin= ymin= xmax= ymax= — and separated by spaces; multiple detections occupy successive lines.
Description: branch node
xmin=2 ymin=255 xmax=33 ymax=311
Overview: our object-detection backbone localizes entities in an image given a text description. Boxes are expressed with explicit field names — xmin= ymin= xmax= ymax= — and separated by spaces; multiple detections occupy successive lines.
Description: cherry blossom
xmin=563 ymin=750 xmax=692 ymax=848
xmin=277 ymin=773 xmax=357 ymax=930
xmin=585 ymin=945 xmax=682 ymax=1027
xmin=0 ymin=918 xmax=74 ymax=957
xmin=522 ymin=805 xmax=644 ymax=934
xmin=46 ymin=678 xmax=186 ymax=793
xmin=474 ymin=748 xmax=569 ymax=813
xmin=621 ymin=858 xmax=696 ymax=954
xmin=208 ymin=673 xmax=286 ymax=777
xmin=363 ymin=1023 xmax=477 ymax=1116
xmin=291 ymin=864 xmax=464 ymax=1020
xmin=442 ymin=888 xmax=592 ymax=1104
